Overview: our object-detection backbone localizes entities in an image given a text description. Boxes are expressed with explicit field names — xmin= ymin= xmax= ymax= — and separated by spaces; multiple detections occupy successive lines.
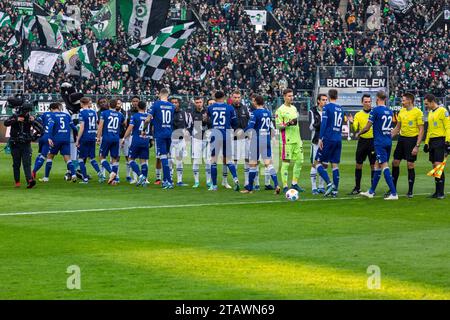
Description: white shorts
xmin=310 ymin=143 xmax=319 ymax=164
xmin=192 ymin=138 xmax=210 ymax=161
xmin=233 ymin=138 xmax=248 ymax=161
xmin=171 ymin=139 xmax=187 ymax=159
xmin=120 ymin=136 xmax=131 ymax=157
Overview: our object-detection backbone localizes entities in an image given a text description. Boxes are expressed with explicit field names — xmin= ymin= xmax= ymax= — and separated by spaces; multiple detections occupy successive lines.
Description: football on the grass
xmin=285 ymin=189 xmax=299 ymax=201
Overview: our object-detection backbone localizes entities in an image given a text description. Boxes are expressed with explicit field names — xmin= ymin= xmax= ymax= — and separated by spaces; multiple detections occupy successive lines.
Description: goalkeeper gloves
xmin=423 ymin=144 xmax=429 ymax=153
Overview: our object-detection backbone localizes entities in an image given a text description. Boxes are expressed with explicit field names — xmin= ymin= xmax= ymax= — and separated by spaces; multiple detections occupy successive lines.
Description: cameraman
xmin=4 ymin=109 xmax=43 ymax=188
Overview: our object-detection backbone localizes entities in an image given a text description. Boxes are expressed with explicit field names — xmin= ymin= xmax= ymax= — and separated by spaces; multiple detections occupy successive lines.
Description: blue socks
xmin=161 ymin=157 xmax=172 ymax=184
xmin=111 ymin=163 xmax=119 ymax=175
xmin=141 ymin=163 xmax=148 ymax=178
xmin=227 ymin=162 xmax=238 ymax=182
xmin=79 ymin=160 xmax=87 ymax=179
xmin=247 ymin=167 xmax=257 ymax=191
xmin=101 ymin=160 xmax=112 ymax=173
xmin=268 ymin=165 xmax=278 ymax=187
xmin=33 ymin=155 xmax=46 ymax=173
xmin=44 ymin=160 xmax=52 ymax=178
xmin=129 ymin=161 xmax=141 ymax=176
xmin=211 ymin=163 xmax=218 ymax=186
xmin=90 ymin=159 xmax=101 ymax=173
xmin=332 ymin=168 xmax=340 ymax=190
xmin=370 ymin=169 xmax=382 ymax=193
xmin=383 ymin=168 xmax=397 ymax=195
xmin=67 ymin=161 xmax=75 ymax=176
xmin=316 ymin=164 xmax=331 ymax=185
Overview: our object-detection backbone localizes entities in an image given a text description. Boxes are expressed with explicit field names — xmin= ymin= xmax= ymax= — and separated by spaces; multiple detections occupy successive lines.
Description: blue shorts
xmin=129 ymin=143 xmax=149 ymax=160
xmin=210 ymin=136 xmax=233 ymax=158
xmin=156 ymin=137 xmax=171 ymax=158
xmin=374 ymin=144 xmax=392 ymax=164
xmin=49 ymin=141 xmax=71 ymax=156
xmin=248 ymin=134 xmax=272 ymax=161
xmin=78 ymin=141 xmax=96 ymax=159
xmin=38 ymin=139 xmax=50 ymax=157
xmin=100 ymin=140 xmax=120 ymax=158
xmin=315 ymin=140 xmax=342 ymax=164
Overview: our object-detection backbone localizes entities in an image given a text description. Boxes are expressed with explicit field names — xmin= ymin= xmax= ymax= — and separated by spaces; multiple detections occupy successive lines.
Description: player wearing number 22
xmin=359 ymin=90 xmax=398 ymax=200
xmin=315 ymin=89 xmax=343 ymax=198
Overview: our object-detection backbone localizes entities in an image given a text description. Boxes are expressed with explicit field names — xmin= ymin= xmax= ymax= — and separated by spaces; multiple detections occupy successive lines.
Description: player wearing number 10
xmin=144 ymin=88 xmax=176 ymax=189
xmin=315 ymin=89 xmax=343 ymax=197
xmin=359 ymin=90 xmax=398 ymax=200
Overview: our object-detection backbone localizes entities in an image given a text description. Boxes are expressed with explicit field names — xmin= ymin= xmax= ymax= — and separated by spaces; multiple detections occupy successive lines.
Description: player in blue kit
xmin=41 ymin=102 xmax=78 ymax=182
xmin=241 ymin=95 xmax=280 ymax=194
xmin=142 ymin=88 xmax=175 ymax=189
xmin=358 ymin=91 xmax=398 ymax=200
xmin=32 ymin=108 xmax=55 ymax=179
xmin=122 ymin=101 xmax=150 ymax=187
xmin=207 ymin=91 xmax=240 ymax=191
xmin=75 ymin=97 xmax=103 ymax=184
xmin=315 ymin=89 xmax=343 ymax=197
xmin=97 ymin=99 xmax=126 ymax=185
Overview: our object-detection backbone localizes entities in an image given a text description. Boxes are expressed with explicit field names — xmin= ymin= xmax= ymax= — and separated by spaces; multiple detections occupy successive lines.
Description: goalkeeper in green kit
xmin=275 ymin=89 xmax=305 ymax=193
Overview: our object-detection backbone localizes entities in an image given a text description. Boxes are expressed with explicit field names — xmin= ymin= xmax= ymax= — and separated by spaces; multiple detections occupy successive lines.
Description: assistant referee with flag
xmin=423 ymin=94 xmax=450 ymax=199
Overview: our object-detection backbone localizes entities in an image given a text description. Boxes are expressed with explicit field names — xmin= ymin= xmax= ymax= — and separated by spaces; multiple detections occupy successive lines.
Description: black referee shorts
xmin=393 ymin=136 xmax=418 ymax=162
xmin=429 ymin=137 xmax=446 ymax=163
xmin=356 ymin=137 xmax=376 ymax=165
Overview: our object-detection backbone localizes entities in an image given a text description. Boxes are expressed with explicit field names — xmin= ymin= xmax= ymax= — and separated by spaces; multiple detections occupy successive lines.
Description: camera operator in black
xmin=4 ymin=103 xmax=43 ymax=188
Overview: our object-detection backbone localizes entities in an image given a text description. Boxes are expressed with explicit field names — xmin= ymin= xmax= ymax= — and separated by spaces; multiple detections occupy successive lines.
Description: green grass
xmin=0 ymin=141 xmax=449 ymax=300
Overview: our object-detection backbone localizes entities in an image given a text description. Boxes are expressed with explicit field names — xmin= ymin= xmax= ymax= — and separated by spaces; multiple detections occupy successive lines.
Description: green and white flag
xmin=0 ymin=12 xmax=11 ymax=28
xmin=26 ymin=50 xmax=59 ymax=76
xmin=89 ymin=0 xmax=116 ymax=39
xmin=128 ymin=22 xmax=195 ymax=80
xmin=119 ymin=0 xmax=170 ymax=39
xmin=62 ymin=43 xmax=98 ymax=78
xmin=14 ymin=15 xmax=36 ymax=42
xmin=35 ymin=16 xmax=64 ymax=49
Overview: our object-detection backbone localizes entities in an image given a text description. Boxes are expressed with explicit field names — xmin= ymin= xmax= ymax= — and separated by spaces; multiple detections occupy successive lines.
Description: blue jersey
xmin=369 ymin=105 xmax=393 ymax=146
xmin=246 ymin=108 xmax=272 ymax=135
xmin=150 ymin=100 xmax=175 ymax=139
xmin=37 ymin=111 xmax=54 ymax=139
xmin=207 ymin=103 xmax=237 ymax=131
xmin=320 ymin=102 xmax=343 ymax=142
xmin=130 ymin=112 xmax=150 ymax=146
xmin=49 ymin=112 xmax=76 ymax=143
xmin=101 ymin=109 xmax=125 ymax=141
xmin=79 ymin=109 xmax=98 ymax=142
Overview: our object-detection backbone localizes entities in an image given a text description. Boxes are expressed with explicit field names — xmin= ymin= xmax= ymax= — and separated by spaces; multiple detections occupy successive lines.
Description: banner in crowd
xmin=128 ymin=22 xmax=196 ymax=80
xmin=35 ymin=16 xmax=64 ymax=49
xmin=0 ymin=12 xmax=11 ymax=27
xmin=244 ymin=10 xmax=267 ymax=26
xmin=26 ymin=51 xmax=59 ymax=76
xmin=89 ymin=0 xmax=117 ymax=39
xmin=12 ymin=1 xmax=34 ymax=16
xmin=119 ymin=0 xmax=171 ymax=39
xmin=62 ymin=43 xmax=98 ymax=78
xmin=366 ymin=4 xmax=381 ymax=31
xmin=388 ymin=0 xmax=413 ymax=14
xmin=65 ymin=5 xmax=81 ymax=32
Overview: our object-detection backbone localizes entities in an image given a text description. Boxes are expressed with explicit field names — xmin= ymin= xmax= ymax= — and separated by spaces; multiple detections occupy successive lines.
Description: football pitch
xmin=0 ymin=141 xmax=449 ymax=300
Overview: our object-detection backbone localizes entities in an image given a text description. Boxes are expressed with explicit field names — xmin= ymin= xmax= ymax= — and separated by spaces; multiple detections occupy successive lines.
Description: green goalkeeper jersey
xmin=275 ymin=103 xmax=302 ymax=145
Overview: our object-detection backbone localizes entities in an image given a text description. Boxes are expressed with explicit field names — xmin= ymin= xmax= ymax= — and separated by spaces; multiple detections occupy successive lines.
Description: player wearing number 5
xmin=143 ymin=88 xmax=176 ymax=189
xmin=314 ymin=89 xmax=343 ymax=197
xmin=359 ymin=91 xmax=398 ymax=200
xmin=97 ymin=99 xmax=126 ymax=185
xmin=75 ymin=97 xmax=103 ymax=184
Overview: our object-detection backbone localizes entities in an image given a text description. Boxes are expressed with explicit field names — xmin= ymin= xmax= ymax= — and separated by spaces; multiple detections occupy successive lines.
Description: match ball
xmin=285 ymin=189 xmax=299 ymax=201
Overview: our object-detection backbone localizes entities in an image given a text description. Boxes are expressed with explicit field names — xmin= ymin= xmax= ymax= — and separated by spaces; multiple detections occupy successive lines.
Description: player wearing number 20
xmin=359 ymin=90 xmax=398 ymax=200
xmin=315 ymin=89 xmax=343 ymax=197
xmin=97 ymin=100 xmax=126 ymax=185
xmin=122 ymin=101 xmax=151 ymax=187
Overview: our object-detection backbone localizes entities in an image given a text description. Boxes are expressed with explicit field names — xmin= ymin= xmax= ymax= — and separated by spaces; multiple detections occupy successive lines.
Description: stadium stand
xmin=0 ymin=0 xmax=448 ymax=98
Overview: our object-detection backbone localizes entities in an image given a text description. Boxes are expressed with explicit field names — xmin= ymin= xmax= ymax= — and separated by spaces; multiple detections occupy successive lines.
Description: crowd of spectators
xmin=0 ymin=0 xmax=448 ymax=99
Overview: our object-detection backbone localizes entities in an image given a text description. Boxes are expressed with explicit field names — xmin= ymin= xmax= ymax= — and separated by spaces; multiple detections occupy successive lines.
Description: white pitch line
xmin=0 ymin=192 xmax=446 ymax=217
